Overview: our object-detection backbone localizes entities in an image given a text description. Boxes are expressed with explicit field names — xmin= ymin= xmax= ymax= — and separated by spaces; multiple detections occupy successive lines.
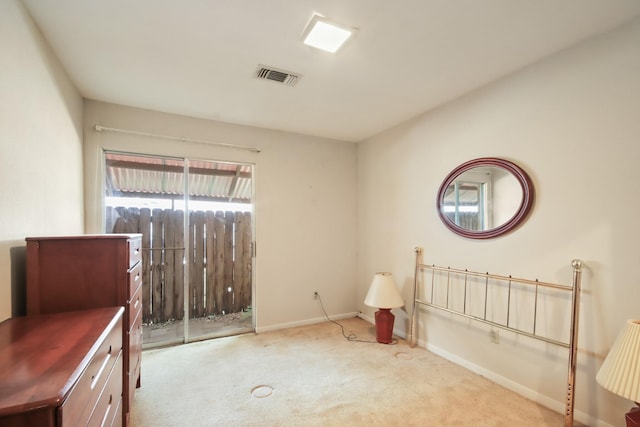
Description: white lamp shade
xmin=364 ymin=272 xmax=404 ymax=309
xmin=596 ymin=319 xmax=640 ymax=402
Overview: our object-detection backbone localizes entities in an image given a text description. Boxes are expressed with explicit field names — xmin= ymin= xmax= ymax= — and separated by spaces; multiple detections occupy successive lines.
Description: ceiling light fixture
xmin=302 ymin=14 xmax=355 ymax=53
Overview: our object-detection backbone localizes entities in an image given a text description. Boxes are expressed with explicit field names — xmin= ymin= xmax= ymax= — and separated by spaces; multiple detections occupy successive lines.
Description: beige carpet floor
xmin=130 ymin=317 xmax=566 ymax=427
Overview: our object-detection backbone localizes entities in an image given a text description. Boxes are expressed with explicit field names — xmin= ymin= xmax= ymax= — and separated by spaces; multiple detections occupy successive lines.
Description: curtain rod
xmin=94 ymin=124 xmax=261 ymax=153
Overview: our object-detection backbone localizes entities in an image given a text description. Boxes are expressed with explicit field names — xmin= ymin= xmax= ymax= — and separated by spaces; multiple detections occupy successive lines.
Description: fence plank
xmin=163 ymin=209 xmax=175 ymax=321
xmin=214 ymin=211 xmax=225 ymax=315
xmin=223 ymin=212 xmax=234 ymax=314
xmin=140 ymin=208 xmax=152 ymax=323
xmin=173 ymin=210 xmax=185 ymax=321
xmin=241 ymin=212 xmax=252 ymax=309
xmin=205 ymin=211 xmax=216 ymax=316
xmin=192 ymin=211 xmax=206 ymax=318
xmin=151 ymin=208 xmax=164 ymax=323
xmin=188 ymin=212 xmax=195 ymax=319
xmin=233 ymin=212 xmax=244 ymax=313
xmin=129 ymin=208 xmax=140 ymax=233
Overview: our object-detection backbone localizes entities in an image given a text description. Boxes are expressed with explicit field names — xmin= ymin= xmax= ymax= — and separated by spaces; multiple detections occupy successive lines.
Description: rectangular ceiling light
xmin=302 ymin=14 xmax=355 ymax=53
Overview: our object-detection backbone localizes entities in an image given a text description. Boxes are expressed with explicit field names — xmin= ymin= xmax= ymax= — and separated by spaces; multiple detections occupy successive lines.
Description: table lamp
xmin=596 ymin=319 xmax=640 ymax=427
xmin=364 ymin=272 xmax=404 ymax=344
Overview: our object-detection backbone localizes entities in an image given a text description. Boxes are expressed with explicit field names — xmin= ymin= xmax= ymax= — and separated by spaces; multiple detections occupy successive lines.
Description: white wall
xmin=4 ymin=1 xmax=637 ymax=422
xmin=83 ymin=100 xmax=358 ymax=331
xmin=492 ymin=167 xmax=521 ymax=227
xmin=357 ymin=18 xmax=640 ymax=427
xmin=0 ymin=0 xmax=84 ymax=321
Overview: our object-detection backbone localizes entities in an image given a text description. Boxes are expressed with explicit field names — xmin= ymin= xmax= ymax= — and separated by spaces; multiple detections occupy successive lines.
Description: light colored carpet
xmin=130 ymin=317 xmax=565 ymax=427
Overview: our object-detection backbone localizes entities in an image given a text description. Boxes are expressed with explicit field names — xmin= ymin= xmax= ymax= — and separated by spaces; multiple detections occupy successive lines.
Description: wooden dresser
xmin=0 ymin=307 xmax=124 ymax=426
xmin=25 ymin=234 xmax=143 ymax=427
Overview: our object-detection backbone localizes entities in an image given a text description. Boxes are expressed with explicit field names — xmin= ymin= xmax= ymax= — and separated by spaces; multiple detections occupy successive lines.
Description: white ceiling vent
xmin=255 ymin=65 xmax=301 ymax=87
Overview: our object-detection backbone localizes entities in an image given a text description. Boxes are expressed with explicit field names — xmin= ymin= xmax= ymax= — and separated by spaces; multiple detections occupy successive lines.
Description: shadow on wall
xmin=10 ymin=246 xmax=26 ymax=317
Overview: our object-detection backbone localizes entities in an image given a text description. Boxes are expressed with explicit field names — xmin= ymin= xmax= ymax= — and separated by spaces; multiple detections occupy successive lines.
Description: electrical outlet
xmin=489 ymin=329 xmax=500 ymax=344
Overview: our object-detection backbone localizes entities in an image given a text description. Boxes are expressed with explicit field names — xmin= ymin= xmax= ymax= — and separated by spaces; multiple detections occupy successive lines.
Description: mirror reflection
xmin=442 ymin=167 xmax=522 ymax=232
xmin=437 ymin=158 xmax=534 ymax=239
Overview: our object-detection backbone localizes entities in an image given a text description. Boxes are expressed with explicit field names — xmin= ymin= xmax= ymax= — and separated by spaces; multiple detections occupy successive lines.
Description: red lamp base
xmin=626 ymin=404 xmax=640 ymax=427
xmin=374 ymin=308 xmax=395 ymax=344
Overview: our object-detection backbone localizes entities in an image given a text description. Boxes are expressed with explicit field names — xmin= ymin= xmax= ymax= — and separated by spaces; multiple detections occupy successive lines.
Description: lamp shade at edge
xmin=596 ymin=319 xmax=640 ymax=402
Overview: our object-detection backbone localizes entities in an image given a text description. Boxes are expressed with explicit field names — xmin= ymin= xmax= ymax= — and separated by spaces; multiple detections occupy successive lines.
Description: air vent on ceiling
xmin=255 ymin=65 xmax=301 ymax=87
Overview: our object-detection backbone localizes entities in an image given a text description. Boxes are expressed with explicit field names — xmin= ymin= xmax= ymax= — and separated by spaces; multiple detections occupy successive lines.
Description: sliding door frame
xmin=102 ymin=149 xmax=256 ymax=347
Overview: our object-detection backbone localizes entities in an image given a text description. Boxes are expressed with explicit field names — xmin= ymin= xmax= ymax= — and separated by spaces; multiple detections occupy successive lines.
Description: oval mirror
xmin=437 ymin=157 xmax=534 ymax=239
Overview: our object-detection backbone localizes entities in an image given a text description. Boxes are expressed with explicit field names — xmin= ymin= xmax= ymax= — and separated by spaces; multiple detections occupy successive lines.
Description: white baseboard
xmin=356 ymin=313 xmax=610 ymax=427
xmin=266 ymin=313 xmax=612 ymax=426
xmin=255 ymin=312 xmax=359 ymax=333
xmin=417 ymin=337 xmax=612 ymax=427
xmin=356 ymin=312 xmax=373 ymax=324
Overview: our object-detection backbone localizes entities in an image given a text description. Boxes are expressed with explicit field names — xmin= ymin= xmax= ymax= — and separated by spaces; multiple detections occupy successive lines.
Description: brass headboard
xmin=409 ymin=247 xmax=583 ymax=427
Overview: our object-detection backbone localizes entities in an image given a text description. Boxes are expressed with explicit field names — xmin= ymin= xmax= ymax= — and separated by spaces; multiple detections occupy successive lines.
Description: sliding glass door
xmin=104 ymin=151 xmax=254 ymax=347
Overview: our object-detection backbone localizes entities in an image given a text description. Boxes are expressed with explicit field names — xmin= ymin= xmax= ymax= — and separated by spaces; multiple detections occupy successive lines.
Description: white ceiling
xmin=22 ymin=0 xmax=640 ymax=142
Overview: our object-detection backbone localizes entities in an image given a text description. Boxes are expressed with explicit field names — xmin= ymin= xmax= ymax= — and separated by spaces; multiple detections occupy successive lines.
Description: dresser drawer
xmin=59 ymin=314 xmax=123 ymax=426
xmin=128 ymin=238 xmax=142 ymax=269
xmin=87 ymin=352 xmax=123 ymax=427
xmin=128 ymin=261 xmax=142 ymax=299
xmin=127 ymin=354 xmax=142 ymax=415
xmin=129 ymin=311 xmax=143 ymax=378
xmin=128 ymin=284 xmax=143 ymax=332
xmin=125 ymin=311 xmax=143 ymax=412
xmin=109 ymin=396 xmax=123 ymax=427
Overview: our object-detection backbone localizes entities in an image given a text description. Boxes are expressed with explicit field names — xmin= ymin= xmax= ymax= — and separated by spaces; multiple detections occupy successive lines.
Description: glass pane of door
xmin=104 ymin=151 xmax=254 ymax=348
xmin=105 ymin=152 xmax=187 ymax=346
xmin=184 ymin=159 xmax=253 ymax=342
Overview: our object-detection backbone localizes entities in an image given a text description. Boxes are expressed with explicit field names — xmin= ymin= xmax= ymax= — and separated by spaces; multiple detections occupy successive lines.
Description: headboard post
xmin=410 ymin=247 xmax=423 ymax=348
xmin=565 ymin=259 xmax=584 ymax=427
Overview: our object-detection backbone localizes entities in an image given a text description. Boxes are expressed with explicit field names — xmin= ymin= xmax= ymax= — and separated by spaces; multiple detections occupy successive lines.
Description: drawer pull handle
xmin=90 ymin=351 xmax=112 ymax=390
xmin=99 ymin=395 xmax=114 ymax=426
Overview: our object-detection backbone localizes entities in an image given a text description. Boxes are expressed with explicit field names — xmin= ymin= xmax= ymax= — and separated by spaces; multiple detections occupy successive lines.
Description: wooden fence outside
xmin=106 ymin=206 xmax=252 ymax=324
